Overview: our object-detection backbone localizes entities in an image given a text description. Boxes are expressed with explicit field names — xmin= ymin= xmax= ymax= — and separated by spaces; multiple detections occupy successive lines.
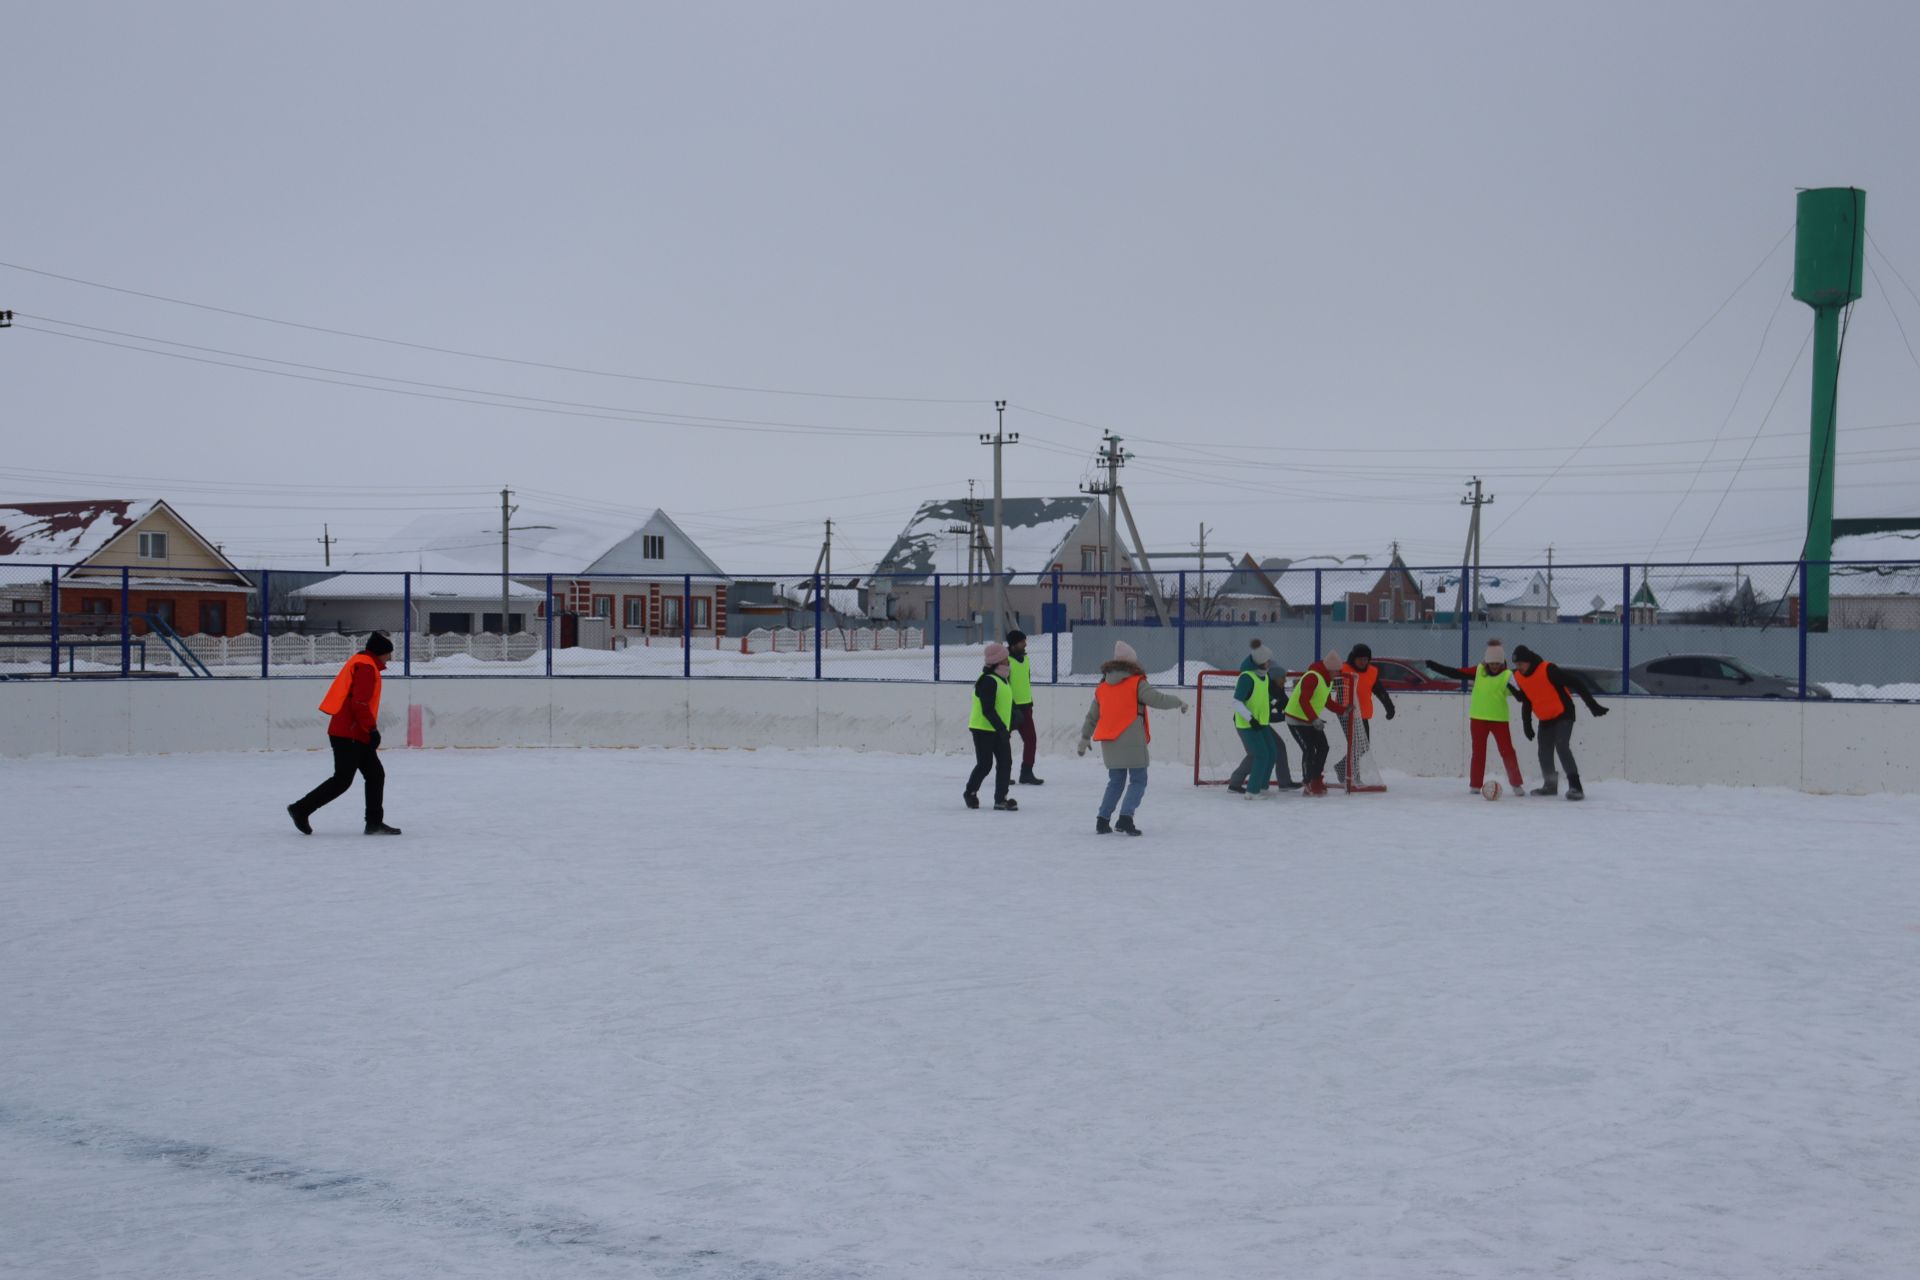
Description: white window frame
xmin=643 ymin=535 xmax=666 ymax=561
xmin=137 ymin=531 xmax=168 ymax=560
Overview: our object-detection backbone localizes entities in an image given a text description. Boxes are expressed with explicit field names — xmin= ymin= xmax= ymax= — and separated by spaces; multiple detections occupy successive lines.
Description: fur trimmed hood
xmin=1100 ymin=659 xmax=1146 ymax=681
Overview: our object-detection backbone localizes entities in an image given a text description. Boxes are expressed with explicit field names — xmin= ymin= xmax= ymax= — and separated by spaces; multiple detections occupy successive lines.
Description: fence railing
xmin=1 ymin=561 xmax=1917 ymax=701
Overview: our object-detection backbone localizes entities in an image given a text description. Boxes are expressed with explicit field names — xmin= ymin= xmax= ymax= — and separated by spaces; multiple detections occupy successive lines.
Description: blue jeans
xmin=1099 ymin=767 xmax=1149 ymax=819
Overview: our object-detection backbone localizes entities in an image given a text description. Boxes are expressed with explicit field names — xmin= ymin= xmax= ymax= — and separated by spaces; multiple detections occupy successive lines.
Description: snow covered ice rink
xmin=4 ymin=745 xmax=1918 ymax=1279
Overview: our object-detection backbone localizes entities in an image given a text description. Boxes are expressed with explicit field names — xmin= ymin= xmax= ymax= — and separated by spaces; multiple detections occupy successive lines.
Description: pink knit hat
xmin=1112 ymin=640 xmax=1139 ymax=664
xmin=984 ymin=641 xmax=1009 ymax=666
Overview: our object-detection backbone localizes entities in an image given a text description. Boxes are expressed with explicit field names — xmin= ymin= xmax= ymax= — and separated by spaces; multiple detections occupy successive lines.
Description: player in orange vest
xmin=1510 ymin=645 xmax=1609 ymax=800
xmin=1334 ymin=643 xmax=1396 ymax=786
xmin=288 ymin=633 xmax=401 ymax=835
xmin=1076 ymin=640 xmax=1188 ymax=835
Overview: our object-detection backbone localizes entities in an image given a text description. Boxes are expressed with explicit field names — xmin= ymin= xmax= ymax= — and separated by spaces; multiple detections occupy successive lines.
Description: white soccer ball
xmin=1481 ymin=780 xmax=1503 ymax=801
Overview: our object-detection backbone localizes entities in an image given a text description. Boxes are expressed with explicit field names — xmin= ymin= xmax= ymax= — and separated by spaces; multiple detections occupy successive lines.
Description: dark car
xmin=1629 ymin=654 xmax=1831 ymax=699
xmin=1285 ymin=657 xmax=1457 ymax=692
xmin=1558 ymin=665 xmax=1652 ymax=697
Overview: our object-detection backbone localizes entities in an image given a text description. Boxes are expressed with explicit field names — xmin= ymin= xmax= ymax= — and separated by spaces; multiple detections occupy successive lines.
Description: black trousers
xmin=1536 ymin=717 xmax=1579 ymax=783
xmin=1288 ymin=721 xmax=1330 ymax=782
xmin=967 ymin=728 xmax=1012 ymax=802
xmin=296 ymin=735 xmax=385 ymax=825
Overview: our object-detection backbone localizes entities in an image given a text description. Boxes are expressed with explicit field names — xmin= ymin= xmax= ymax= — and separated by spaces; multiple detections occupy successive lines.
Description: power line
xmin=12 ymin=320 xmax=968 ymax=440
xmin=0 ymin=259 xmax=985 ymax=405
xmin=1681 ymin=324 xmax=1815 ymax=565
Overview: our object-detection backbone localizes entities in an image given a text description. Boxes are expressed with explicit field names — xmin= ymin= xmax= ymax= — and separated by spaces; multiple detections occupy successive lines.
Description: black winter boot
xmin=1095 ymin=816 xmax=1112 ymax=834
xmin=1530 ymin=775 xmax=1559 ymax=797
xmin=1227 ymin=782 xmax=1246 ymax=794
xmin=1566 ymin=778 xmax=1584 ymax=801
xmin=1019 ymin=766 xmax=1045 ymax=786
xmin=365 ymin=822 xmax=403 ymax=836
xmin=1115 ymin=815 xmax=1142 ymax=837
xmin=994 ymin=796 xmax=1019 ymax=811
xmin=288 ymin=804 xmax=312 ymax=835
xmin=963 ymin=791 xmax=980 ymax=809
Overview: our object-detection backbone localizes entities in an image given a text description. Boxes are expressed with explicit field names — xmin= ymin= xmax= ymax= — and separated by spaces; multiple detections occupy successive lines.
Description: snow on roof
xmin=0 ymin=499 xmax=160 ymax=562
xmin=290 ymin=574 xmax=546 ymax=603
xmin=1830 ymin=530 xmax=1920 ymax=597
xmin=275 ymin=506 xmax=724 ymax=578
xmin=874 ymin=497 xmax=1109 ymax=580
xmin=1485 ymin=570 xmax=1560 ymax=611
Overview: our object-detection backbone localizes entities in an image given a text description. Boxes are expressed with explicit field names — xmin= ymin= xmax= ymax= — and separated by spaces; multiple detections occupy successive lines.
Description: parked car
xmin=1558 ymin=665 xmax=1652 ymax=697
xmin=1629 ymin=654 xmax=1831 ymax=699
xmin=1284 ymin=657 xmax=1457 ymax=692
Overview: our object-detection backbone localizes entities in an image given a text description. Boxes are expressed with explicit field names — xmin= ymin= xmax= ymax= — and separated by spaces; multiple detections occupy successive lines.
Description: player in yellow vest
xmin=1283 ymin=649 xmax=1350 ymax=796
xmin=288 ymin=632 xmax=401 ymax=835
xmin=1425 ymin=640 xmax=1526 ymax=794
xmin=1006 ymin=629 xmax=1043 ymax=786
xmin=965 ymin=641 xmax=1018 ymax=810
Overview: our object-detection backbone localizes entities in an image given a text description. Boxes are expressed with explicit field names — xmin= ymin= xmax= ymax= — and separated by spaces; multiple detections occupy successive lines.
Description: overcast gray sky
xmin=6 ymin=0 xmax=1920 ymax=576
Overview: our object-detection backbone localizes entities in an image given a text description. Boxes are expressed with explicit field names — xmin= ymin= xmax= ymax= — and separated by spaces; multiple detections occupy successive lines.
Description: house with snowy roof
xmin=1828 ymin=527 xmax=1920 ymax=629
xmin=0 ymin=499 xmax=253 ymax=636
xmin=870 ymin=496 xmax=1146 ymax=633
xmin=1484 ymin=570 xmax=1560 ymax=624
xmin=289 ymin=506 xmax=729 ymax=644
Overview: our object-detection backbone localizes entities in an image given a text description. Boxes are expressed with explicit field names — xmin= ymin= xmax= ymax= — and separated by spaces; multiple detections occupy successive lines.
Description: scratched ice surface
xmin=4 ymin=747 xmax=1916 ymax=1278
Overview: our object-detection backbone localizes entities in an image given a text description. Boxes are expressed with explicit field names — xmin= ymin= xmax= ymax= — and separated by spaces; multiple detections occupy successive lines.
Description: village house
xmin=0 ymin=499 xmax=254 ymax=636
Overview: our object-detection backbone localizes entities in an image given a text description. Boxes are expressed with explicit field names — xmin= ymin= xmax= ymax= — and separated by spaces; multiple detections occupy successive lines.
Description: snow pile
xmin=4 ymin=748 xmax=1917 ymax=1278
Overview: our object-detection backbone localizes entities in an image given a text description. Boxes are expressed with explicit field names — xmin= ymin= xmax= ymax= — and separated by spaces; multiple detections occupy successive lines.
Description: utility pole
xmin=501 ymin=487 xmax=515 ymax=660
xmin=980 ymin=401 xmax=1018 ymax=639
xmin=1546 ymin=544 xmax=1554 ymax=620
xmin=1196 ymin=524 xmax=1212 ymax=621
xmin=317 ymin=524 xmax=337 ymax=568
xmin=1078 ymin=432 xmax=1127 ymax=623
xmin=809 ymin=518 xmax=835 ymax=610
xmin=1459 ymin=477 xmax=1494 ymax=621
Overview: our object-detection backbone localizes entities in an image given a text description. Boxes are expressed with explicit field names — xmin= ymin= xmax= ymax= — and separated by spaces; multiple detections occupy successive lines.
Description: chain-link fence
xmin=4 ymin=561 xmax=1918 ymax=700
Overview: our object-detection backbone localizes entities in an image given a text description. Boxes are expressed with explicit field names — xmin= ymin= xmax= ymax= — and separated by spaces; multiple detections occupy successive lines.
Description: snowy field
xmin=4 ymin=747 xmax=1918 ymax=1279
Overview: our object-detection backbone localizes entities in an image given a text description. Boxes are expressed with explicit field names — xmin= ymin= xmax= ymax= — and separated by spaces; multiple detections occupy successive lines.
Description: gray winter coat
xmin=1079 ymin=660 xmax=1187 ymax=769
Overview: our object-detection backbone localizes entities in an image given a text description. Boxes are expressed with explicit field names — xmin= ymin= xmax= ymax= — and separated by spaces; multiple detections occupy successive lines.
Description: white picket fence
xmin=740 ymin=626 xmax=925 ymax=655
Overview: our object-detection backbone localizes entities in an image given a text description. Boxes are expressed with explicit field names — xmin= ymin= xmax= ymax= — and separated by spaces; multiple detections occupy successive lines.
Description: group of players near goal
xmin=276 ymin=627 xmax=1611 ymax=840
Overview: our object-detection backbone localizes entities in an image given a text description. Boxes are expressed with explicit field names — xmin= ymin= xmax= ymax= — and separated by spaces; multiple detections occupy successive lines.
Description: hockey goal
xmin=1192 ymin=668 xmax=1386 ymax=792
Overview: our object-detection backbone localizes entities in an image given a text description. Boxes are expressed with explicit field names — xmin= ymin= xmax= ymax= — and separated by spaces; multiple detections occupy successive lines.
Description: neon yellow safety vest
xmin=1284 ymin=670 xmax=1332 ymax=721
xmin=1234 ymin=671 xmax=1270 ymax=729
xmin=1008 ymin=654 xmax=1033 ymax=705
xmin=969 ymin=673 xmax=1014 ymax=732
xmin=1469 ymin=665 xmax=1513 ymax=722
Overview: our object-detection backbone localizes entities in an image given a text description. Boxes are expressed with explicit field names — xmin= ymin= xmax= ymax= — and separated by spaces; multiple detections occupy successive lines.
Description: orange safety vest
xmin=1092 ymin=674 xmax=1149 ymax=743
xmin=1512 ymin=661 xmax=1565 ymax=722
xmin=1342 ymin=663 xmax=1379 ymax=719
xmin=319 ymin=652 xmax=383 ymax=721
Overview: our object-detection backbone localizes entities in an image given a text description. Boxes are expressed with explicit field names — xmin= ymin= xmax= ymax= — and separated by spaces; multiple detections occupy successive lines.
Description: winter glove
xmin=1522 ymin=721 xmax=1534 ymax=741
xmin=1384 ymin=704 xmax=1396 ymax=721
xmin=1076 ymin=738 xmax=1090 ymax=757
xmin=369 ymin=728 xmax=382 ymax=750
xmin=1592 ymin=705 xmax=1610 ymax=717
xmin=1178 ymin=701 xmax=1189 ymax=714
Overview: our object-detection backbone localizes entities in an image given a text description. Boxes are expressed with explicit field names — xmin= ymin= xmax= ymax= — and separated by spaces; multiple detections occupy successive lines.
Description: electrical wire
xmin=0 ymin=259 xmax=985 ymax=405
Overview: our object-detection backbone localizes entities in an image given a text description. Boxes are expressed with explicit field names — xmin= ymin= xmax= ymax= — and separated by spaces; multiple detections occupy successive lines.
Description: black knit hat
xmin=1006 ymin=629 xmax=1027 ymax=644
xmin=1512 ymin=644 xmax=1542 ymax=666
xmin=364 ymin=632 xmax=395 ymax=656
xmin=1347 ymin=642 xmax=1372 ymax=664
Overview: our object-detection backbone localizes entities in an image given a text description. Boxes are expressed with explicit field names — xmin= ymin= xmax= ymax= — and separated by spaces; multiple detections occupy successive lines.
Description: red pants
xmin=1470 ymin=719 xmax=1524 ymax=789
xmin=1013 ymin=703 xmax=1037 ymax=769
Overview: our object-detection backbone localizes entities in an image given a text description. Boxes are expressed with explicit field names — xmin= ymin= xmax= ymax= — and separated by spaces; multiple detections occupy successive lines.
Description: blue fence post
xmin=1178 ymin=570 xmax=1187 ymax=686
xmin=1313 ymin=570 xmax=1323 ymax=660
xmin=685 ymin=575 xmax=695 ymax=679
xmin=399 ymin=573 xmax=411 ymax=678
xmin=1797 ymin=560 xmax=1809 ymax=700
xmin=812 ymin=573 xmax=822 ymax=680
xmin=260 ymin=570 xmax=272 ymax=678
xmin=120 ymin=566 xmax=131 ymax=677
xmin=49 ymin=566 xmax=61 ymax=678
xmin=544 ymin=575 xmax=554 ymax=677
xmin=1620 ymin=564 xmax=1632 ymax=696
xmin=1050 ymin=570 xmax=1060 ymax=684
xmin=932 ymin=574 xmax=942 ymax=683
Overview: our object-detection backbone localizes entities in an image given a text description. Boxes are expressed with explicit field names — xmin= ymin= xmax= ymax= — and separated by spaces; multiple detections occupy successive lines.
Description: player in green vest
xmin=965 ymin=641 xmax=1018 ymax=810
xmin=1425 ymin=640 xmax=1527 ymax=793
xmin=1227 ymin=640 xmax=1280 ymax=796
xmin=1006 ymin=629 xmax=1043 ymax=785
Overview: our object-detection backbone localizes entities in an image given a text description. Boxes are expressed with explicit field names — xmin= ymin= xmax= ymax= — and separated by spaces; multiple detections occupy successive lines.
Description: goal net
xmin=1193 ymin=669 xmax=1386 ymax=792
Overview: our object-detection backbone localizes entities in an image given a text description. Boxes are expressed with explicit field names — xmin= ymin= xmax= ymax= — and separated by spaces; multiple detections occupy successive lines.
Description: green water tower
xmin=1792 ymin=186 xmax=1865 ymax=630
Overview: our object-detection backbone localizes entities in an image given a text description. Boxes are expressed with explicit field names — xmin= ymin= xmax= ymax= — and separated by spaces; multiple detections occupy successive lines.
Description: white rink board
xmin=1 ymin=677 xmax=1915 ymax=794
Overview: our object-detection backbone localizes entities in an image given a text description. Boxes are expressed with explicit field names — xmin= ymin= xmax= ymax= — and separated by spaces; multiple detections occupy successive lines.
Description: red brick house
xmin=0 ymin=499 xmax=253 ymax=636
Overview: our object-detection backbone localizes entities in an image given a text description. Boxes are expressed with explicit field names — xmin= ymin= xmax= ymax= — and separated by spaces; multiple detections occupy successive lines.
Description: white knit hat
xmin=1483 ymin=640 xmax=1506 ymax=665
xmin=1113 ymin=640 xmax=1139 ymax=664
